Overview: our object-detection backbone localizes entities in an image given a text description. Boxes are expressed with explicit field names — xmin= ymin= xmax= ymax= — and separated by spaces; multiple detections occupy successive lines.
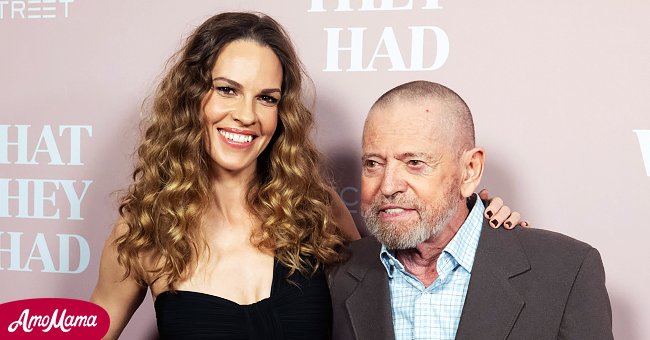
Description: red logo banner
xmin=0 ymin=298 xmax=109 ymax=339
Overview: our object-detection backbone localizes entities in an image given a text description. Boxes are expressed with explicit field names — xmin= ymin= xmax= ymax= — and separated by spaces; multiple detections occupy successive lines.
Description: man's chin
xmin=377 ymin=236 xmax=426 ymax=250
xmin=369 ymin=224 xmax=434 ymax=250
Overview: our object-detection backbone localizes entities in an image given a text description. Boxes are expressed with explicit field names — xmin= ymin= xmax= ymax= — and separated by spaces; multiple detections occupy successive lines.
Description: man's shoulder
xmin=501 ymin=225 xmax=599 ymax=271
xmin=512 ymin=226 xmax=594 ymax=255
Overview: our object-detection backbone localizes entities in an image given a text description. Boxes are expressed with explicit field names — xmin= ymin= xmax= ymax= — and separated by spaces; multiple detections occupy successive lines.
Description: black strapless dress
xmin=154 ymin=260 xmax=332 ymax=339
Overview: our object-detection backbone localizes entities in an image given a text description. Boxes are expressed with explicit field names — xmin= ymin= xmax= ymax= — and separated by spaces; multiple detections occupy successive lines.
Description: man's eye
xmin=364 ymin=160 xmax=378 ymax=168
xmin=407 ymin=160 xmax=423 ymax=166
xmin=215 ymin=86 xmax=236 ymax=95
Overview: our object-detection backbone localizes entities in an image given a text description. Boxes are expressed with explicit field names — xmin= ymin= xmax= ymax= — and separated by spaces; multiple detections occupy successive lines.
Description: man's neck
xmin=395 ymin=200 xmax=471 ymax=287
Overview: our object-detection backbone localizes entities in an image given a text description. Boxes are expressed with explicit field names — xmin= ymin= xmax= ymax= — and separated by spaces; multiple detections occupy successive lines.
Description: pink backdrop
xmin=1 ymin=1 xmax=648 ymax=338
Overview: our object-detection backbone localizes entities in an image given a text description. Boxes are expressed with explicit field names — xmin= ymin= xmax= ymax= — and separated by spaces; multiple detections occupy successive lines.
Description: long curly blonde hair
xmin=115 ymin=12 xmax=344 ymax=290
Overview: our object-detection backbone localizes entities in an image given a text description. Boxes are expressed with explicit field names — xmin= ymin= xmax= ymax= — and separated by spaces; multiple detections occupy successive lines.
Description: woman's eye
xmin=215 ymin=86 xmax=236 ymax=95
xmin=259 ymin=95 xmax=279 ymax=105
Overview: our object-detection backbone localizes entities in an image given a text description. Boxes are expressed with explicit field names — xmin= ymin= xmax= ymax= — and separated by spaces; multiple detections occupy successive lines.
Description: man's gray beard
xmin=363 ymin=190 xmax=460 ymax=250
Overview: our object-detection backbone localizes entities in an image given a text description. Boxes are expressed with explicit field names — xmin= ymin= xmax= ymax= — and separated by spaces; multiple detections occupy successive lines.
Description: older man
xmin=329 ymin=81 xmax=613 ymax=340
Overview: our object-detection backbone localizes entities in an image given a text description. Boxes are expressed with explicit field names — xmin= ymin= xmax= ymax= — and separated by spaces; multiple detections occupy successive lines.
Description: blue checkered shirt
xmin=379 ymin=196 xmax=484 ymax=340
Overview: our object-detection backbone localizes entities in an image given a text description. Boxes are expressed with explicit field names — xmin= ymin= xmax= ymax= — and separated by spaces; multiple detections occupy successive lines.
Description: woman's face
xmin=202 ymin=39 xmax=283 ymax=177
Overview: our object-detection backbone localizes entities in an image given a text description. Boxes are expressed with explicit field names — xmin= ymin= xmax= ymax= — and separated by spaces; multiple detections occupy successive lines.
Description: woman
xmin=91 ymin=12 xmax=520 ymax=339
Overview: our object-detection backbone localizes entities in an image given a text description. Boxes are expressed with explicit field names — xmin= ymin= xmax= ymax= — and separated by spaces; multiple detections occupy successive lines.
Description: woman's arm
xmin=90 ymin=222 xmax=147 ymax=340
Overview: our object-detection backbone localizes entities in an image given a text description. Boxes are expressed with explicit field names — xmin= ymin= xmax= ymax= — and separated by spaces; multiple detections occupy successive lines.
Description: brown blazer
xmin=328 ymin=220 xmax=613 ymax=340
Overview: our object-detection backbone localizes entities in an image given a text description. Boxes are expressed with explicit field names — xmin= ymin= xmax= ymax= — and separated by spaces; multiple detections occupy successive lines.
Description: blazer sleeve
xmin=557 ymin=247 xmax=613 ymax=340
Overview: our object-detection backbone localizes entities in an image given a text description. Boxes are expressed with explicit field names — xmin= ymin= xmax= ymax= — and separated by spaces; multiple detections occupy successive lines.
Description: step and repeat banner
xmin=1 ymin=1 xmax=648 ymax=339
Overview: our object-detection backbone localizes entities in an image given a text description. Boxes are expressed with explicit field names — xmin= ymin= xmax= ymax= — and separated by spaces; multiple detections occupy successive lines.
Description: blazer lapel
xmin=456 ymin=220 xmax=530 ymax=340
xmin=344 ymin=239 xmax=396 ymax=340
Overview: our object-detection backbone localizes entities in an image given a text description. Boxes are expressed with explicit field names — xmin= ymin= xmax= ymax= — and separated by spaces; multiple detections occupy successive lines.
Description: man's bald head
xmin=367 ymin=80 xmax=475 ymax=156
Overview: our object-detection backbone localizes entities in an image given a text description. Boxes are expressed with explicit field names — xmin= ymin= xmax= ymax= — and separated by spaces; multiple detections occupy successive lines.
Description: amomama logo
xmin=0 ymin=0 xmax=74 ymax=20
xmin=0 ymin=298 xmax=109 ymax=339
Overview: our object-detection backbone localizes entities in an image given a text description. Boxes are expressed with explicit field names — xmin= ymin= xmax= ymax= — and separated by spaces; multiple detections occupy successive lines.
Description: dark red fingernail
xmin=491 ymin=219 xmax=498 ymax=227
xmin=486 ymin=210 xmax=493 ymax=218
xmin=505 ymin=221 xmax=512 ymax=229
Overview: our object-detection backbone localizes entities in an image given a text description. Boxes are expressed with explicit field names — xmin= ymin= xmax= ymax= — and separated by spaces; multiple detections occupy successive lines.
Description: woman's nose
xmin=231 ymin=97 xmax=256 ymax=126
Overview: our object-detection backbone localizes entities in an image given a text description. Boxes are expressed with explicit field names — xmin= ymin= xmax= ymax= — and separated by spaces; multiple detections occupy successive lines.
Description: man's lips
xmin=378 ymin=205 xmax=418 ymax=220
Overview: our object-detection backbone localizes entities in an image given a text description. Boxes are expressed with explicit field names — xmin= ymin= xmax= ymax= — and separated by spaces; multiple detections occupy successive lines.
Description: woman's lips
xmin=218 ymin=128 xmax=257 ymax=147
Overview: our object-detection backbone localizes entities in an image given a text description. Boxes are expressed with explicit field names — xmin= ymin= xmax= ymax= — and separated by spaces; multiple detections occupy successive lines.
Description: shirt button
xmin=388 ymin=259 xmax=395 ymax=266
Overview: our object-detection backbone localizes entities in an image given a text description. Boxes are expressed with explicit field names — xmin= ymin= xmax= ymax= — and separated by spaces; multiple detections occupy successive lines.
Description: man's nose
xmin=379 ymin=163 xmax=406 ymax=197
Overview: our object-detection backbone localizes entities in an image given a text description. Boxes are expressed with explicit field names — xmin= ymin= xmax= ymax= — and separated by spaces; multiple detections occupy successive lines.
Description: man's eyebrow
xmin=362 ymin=153 xmax=384 ymax=161
xmin=395 ymin=152 xmax=438 ymax=162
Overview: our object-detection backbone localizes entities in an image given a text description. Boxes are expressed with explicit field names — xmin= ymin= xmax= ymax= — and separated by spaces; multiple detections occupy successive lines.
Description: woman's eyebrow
xmin=212 ymin=77 xmax=242 ymax=89
xmin=260 ymin=88 xmax=282 ymax=95
xmin=213 ymin=76 xmax=281 ymax=94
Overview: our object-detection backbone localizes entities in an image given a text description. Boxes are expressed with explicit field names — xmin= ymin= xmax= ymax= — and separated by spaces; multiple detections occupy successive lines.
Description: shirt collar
xmin=379 ymin=194 xmax=484 ymax=276
xmin=443 ymin=194 xmax=484 ymax=273
xmin=380 ymin=246 xmax=401 ymax=278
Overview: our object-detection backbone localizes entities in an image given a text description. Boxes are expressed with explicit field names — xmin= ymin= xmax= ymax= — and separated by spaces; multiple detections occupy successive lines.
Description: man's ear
xmin=460 ymin=147 xmax=485 ymax=198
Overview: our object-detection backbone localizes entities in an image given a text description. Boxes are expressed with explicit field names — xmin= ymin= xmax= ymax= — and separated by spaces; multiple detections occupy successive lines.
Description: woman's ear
xmin=460 ymin=147 xmax=485 ymax=198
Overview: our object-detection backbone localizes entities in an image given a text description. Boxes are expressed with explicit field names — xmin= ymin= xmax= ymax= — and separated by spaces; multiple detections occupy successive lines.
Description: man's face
xmin=361 ymin=99 xmax=463 ymax=249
